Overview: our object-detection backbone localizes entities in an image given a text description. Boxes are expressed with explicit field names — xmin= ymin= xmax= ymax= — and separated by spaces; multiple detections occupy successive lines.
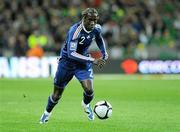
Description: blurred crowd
xmin=0 ymin=0 xmax=180 ymax=59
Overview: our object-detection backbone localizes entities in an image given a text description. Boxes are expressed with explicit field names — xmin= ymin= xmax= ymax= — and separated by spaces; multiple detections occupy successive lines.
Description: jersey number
xmin=79 ymin=36 xmax=85 ymax=45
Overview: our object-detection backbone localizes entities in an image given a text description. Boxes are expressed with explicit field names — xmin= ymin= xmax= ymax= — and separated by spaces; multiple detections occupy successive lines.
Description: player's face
xmin=83 ymin=15 xmax=98 ymax=31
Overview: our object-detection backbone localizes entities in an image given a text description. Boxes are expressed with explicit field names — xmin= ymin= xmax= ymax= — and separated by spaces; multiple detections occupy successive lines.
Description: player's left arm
xmin=95 ymin=24 xmax=108 ymax=61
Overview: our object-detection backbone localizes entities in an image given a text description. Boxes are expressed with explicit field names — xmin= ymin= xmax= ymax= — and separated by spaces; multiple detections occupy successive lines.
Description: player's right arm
xmin=67 ymin=24 xmax=95 ymax=63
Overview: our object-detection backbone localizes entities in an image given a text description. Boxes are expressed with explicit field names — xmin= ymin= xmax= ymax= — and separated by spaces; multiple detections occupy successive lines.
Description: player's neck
xmin=82 ymin=20 xmax=91 ymax=33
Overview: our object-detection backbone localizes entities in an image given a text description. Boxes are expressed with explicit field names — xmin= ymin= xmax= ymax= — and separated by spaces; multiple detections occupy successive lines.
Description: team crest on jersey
xmin=87 ymin=35 xmax=90 ymax=39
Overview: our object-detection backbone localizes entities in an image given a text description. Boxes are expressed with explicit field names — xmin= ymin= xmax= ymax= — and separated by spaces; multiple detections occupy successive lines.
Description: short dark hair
xmin=82 ymin=8 xmax=99 ymax=18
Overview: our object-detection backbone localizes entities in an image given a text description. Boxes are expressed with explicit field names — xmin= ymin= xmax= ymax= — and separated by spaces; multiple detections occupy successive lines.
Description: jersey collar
xmin=82 ymin=20 xmax=92 ymax=33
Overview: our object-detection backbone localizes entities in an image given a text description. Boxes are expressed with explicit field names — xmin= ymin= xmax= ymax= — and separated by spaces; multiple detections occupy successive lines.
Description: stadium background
xmin=0 ymin=0 xmax=180 ymax=76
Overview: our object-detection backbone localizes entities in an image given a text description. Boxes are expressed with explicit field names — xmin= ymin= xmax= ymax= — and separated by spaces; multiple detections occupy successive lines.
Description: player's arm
xmin=68 ymin=41 xmax=95 ymax=63
xmin=95 ymin=25 xmax=108 ymax=61
xmin=68 ymin=41 xmax=105 ymax=68
xmin=67 ymin=26 xmax=95 ymax=63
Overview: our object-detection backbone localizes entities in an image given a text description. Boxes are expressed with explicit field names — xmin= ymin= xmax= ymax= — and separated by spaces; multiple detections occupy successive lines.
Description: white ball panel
xmin=95 ymin=105 xmax=108 ymax=118
xmin=107 ymin=109 xmax=112 ymax=117
xmin=95 ymin=101 xmax=106 ymax=106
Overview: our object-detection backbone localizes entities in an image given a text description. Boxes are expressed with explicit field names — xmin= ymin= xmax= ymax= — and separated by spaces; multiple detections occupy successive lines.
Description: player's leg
xmin=40 ymin=86 xmax=64 ymax=124
xmin=80 ymin=79 xmax=94 ymax=105
xmin=80 ymin=79 xmax=95 ymax=120
xmin=40 ymin=59 xmax=74 ymax=124
xmin=46 ymin=86 xmax=64 ymax=113
xmin=75 ymin=65 xmax=94 ymax=120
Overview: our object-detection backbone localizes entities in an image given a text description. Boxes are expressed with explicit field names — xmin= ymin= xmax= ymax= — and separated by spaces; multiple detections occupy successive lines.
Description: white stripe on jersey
xmin=72 ymin=24 xmax=83 ymax=40
xmin=101 ymin=36 xmax=108 ymax=59
xmin=71 ymin=52 xmax=95 ymax=62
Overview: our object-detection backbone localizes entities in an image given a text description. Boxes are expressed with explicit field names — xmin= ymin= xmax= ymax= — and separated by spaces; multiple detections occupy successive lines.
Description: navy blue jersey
xmin=60 ymin=21 xmax=108 ymax=63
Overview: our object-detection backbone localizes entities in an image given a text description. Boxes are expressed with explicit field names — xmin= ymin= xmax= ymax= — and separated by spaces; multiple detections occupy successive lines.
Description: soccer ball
xmin=94 ymin=100 xmax=112 ymax=119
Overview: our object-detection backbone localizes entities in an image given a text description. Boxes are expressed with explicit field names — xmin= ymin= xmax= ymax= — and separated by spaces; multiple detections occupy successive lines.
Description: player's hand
xmin=104 ymin=53 xmax=109 ymax=61
xmin=93 ymin=58 xmax=106 ymax=69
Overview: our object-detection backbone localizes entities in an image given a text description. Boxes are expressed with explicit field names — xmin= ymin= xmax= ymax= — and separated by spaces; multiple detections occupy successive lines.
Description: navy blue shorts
xmin=54 ymin=58 xmax=93 ymax=88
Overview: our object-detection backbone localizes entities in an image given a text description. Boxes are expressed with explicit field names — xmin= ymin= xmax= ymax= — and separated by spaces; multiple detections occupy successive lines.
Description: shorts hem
xmin=78 ymin=78 xmax=93 ymax=81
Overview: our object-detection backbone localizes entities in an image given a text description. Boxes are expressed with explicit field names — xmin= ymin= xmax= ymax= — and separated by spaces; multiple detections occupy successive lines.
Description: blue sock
xmin=46 ymin=95 xmax=58 ymax=113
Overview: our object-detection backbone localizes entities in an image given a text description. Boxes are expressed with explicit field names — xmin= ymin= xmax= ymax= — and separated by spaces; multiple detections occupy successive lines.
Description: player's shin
xmin=83 ymin=90 xmax=94 ymax=105
xmin=40 ymin=95 xmax=59 ymax=124
xmin=46 ymin=95 xmax=59 ymax=113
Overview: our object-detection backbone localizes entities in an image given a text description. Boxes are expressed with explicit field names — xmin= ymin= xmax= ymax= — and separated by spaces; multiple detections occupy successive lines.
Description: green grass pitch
xmin=0 ymin=74 xmax=180 ymax=132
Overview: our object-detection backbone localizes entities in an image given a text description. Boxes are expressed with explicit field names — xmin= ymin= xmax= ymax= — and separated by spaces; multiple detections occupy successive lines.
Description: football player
xmin=40 ymin=8 xmax=108 ymax=124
